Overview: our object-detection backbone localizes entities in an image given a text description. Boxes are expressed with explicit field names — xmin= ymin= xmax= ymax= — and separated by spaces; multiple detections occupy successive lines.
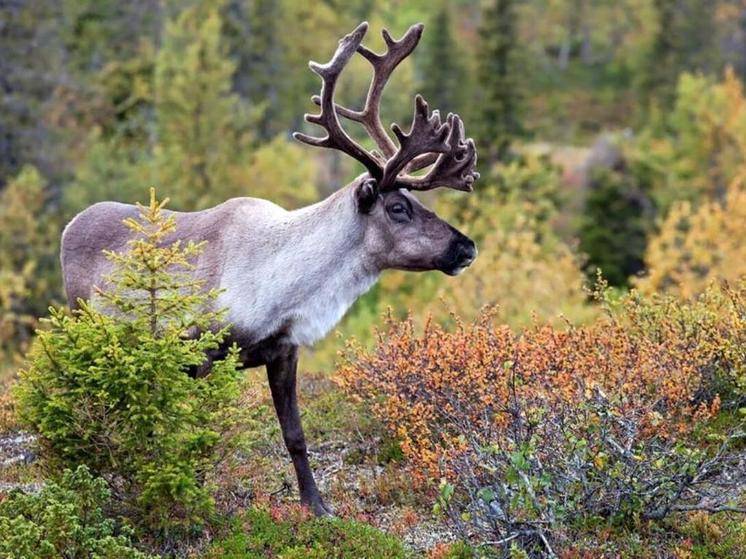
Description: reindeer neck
xmin=219 ymin=184 xmax=379 ymax=346
xmin=287 ymin=184 xmax=377 ymax=273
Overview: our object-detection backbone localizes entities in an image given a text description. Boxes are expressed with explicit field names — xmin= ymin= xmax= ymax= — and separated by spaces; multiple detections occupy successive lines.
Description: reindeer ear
xmin=355 ymin=178 xmax=379 ymax=214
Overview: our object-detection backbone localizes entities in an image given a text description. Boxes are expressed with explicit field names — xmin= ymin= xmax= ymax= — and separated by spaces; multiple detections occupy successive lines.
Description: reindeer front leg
xmin=266 ymin=345 xmax=333 ymax=516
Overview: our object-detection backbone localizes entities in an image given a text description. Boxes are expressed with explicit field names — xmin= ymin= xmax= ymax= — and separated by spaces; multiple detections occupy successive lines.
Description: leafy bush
xmin=338 ymin=295 xmax=745 ymax=556
xmin=609 ymin=279 xmax=746 ymax=405
xmin=340 ymin=312 xmax=714 ymax=479
xmin=15 ymin=190 xmax=250 ymax=538
xmin=636 ymin=68 xmax=746 ymax=211
xmin=0 ymin=465 xmax=155 ymax=559
xmin=0 ymin=166 xmax=61 ymax=368
xmin=205 ymin=505 xmax=408 ymax=559
xmin=636 ymin=178 xmax=746 ymax=298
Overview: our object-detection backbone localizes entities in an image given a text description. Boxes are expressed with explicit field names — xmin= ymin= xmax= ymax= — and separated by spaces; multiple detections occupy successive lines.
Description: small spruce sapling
xmin=16 ymin=189 xmax=248 ymax=538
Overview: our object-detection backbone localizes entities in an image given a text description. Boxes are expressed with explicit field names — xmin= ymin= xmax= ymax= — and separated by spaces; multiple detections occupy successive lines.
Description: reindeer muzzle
xmin=438 ymin=234 xmax=477 ymax=276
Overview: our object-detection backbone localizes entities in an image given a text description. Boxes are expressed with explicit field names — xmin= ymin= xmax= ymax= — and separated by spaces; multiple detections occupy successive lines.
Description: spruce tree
xmin=418 ymin=3 xmax=467 ymax=117
xmin=154 ymin=0 xmax=250 ymax=209
xmin=224 ymin=0 xmax=285 ymax=140
xmin=578 ymin=167 xmax=653 ymax=287
xmin=16 ymin=189 xmax=249 ymax=535
xmin=477 ymin=0 xmax=523 ymax=164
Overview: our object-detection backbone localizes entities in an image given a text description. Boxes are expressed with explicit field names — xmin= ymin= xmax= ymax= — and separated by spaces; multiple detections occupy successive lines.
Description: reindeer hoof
xmin=306 ymin=496 xmax=336 ymax=517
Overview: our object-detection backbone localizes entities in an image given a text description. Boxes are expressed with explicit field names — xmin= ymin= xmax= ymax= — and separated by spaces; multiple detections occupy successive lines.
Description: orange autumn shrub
xmin=338 ymin=312 xmax=713 ymax=480
xmin=338 ymin=297 xmax=744 ymax=555
xmin=608 ymin=278 xmax=746 ymax=403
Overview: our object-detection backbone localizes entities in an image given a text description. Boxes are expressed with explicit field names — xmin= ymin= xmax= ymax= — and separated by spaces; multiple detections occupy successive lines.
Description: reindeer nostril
xmin=459 ymin=240 xmax=477 ymax=262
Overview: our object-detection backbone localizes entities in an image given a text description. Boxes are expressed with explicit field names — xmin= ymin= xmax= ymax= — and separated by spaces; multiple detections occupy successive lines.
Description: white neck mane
xmin=217 ymin=187 xmax=380 ymax=346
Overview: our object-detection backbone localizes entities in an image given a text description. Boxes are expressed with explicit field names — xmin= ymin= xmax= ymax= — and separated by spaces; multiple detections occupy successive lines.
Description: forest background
xmin=1 ymin=1 xmax=745 ymax=557
xmin=3 ymin=0 xmax=746 ymax=373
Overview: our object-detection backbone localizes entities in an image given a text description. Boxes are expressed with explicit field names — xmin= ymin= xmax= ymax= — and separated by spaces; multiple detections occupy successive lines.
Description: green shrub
xmin=15 ymin=190 xmax=248 ymax=539
xmin=206 ymin=506 xmax=408 ymax=559
xmin=0 ymin=465 xmax=155 ymax=559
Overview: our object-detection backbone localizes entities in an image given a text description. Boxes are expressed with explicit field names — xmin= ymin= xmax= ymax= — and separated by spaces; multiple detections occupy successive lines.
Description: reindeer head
xmin=294 ymin=22 xmax=479 ymax=276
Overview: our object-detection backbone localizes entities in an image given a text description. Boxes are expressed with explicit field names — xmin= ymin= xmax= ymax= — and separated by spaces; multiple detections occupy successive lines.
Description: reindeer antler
xmin=293 ymin=22 xmax=382 ymax=180
xmin=294 ymin=22 xmax=479 ymax=194
xmin=378 ymin=95 xmax=451 ymax=190
xmin=397 ymin=113 xmax=480 ymax=192
xmin=327 ymin=24 xmax=424 ymax=160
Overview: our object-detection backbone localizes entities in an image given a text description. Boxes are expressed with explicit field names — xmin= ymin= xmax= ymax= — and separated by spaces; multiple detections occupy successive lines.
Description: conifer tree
xmin=60 ymin=0 xmax=160 ymax=76
xmin=16 ymin=189 xmax=250 ymax=535
xmin=224 ymin=0 xmax=285 ymax=140
xmin=477 ymin=0 xmax=523 ymax=164
xmin=641 ymin=0 xmax=718 ymax=107
xmin=154 ymin=0 xmax=251 ymax=209
xmin=578 ymin=167 xmax=653 ymax=287
xmin=0 ymin=0 xmax=63 ymax=183
xmin=100 ymin=189 xmax=219 ymax=335
xmin=418 ymin=3 xmax=467 ymax=117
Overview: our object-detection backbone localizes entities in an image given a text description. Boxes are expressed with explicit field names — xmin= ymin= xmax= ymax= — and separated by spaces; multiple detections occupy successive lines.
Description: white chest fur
xmin=218 ymin=253 xmax=378 ymax=347
xmin=286 ymin=267 xmax=378 ymax=346
xmin=215 ymin=191 xmax=379 ymax=347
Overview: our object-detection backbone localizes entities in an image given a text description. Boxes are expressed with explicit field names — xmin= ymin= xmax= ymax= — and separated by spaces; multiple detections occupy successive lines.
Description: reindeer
xmin=60 ymin=22 xmax=479 ymax=516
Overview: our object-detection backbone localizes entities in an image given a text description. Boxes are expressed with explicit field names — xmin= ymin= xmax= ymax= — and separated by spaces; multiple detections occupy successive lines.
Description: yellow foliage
xmin=0 ymin=166 xmax=59 ymax=369
xmin=641 ymin=68 xmax=746 ymax=207
xmin=229 ymin=135 xmax=320 ymax=209
xmin=616 ymin=279 xmax=746 ymax=395
xmin=430 ymin=214 xmax=595 ymax=328
xmin=637 ymin=177 xmax=746 ymax=297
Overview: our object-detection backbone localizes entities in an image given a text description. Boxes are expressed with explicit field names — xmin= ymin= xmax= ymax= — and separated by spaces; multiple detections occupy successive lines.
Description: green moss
xmin=206 ymin=507 xmax=411 ymax=559
xmin=376 ymin=437 xmax=405 ymax=465
xmin=0 ymin=466 xmax=154 ymax=559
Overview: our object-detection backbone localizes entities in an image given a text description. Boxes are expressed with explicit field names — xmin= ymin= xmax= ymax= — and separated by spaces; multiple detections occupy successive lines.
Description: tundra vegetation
xmin=1 ymin=1 xmax=746 ymax=558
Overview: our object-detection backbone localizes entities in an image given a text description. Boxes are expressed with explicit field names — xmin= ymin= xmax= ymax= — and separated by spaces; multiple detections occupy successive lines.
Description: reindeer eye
xmin=388 ymin=202 xmax=412 ymax=222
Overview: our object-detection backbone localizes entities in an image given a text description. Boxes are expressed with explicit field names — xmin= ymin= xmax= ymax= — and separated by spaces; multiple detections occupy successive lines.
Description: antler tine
xmin=293 ymin=22 xmax=383 ymax=180
xmin=398 ymin=113 xmax=480 ymax=192
xmin=405 ymin=152 xmax=439 ymax=173
xmin=378 ymin=95 xmax=452 ymax=191
xmin=313 ymin=23 xmax=424 ymax=160
xmin=295 ymin=22 xmax=478 ymax=194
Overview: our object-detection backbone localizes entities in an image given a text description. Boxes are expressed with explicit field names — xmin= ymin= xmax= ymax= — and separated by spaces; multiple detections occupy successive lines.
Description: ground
xmin=2 ymin=369 xmax=745 ymax=558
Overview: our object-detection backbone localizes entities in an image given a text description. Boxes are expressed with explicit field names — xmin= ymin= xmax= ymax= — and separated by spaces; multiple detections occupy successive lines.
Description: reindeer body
xmin=62 ymin=185 xmax=379 ymax=349
xmin=61 ymin=21 xmax=479 ymax=516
